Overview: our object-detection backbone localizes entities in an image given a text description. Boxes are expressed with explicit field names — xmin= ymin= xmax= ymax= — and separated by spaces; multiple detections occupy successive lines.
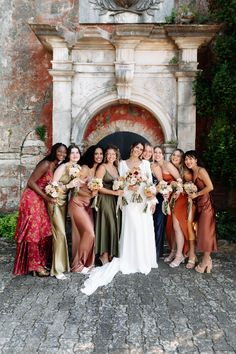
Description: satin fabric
xmin=48 ymin=171 xmax=70 ymax=276
xmin=81 ymin=160 xmax=158 ymax=296
xmin=164 ymin=173 xmax=189 ymax=256
xmin=95 ymin=170 xmax=121 ymax=258
xmin=69 ymin=185 xmax=95 ymax=273
xmin=195 ymin=177 xmax=217 ymax=252
xmin=152 ymin=176 xmax=165 ymax=261
xmin=13 ymin=171 xmax=52 ymax=275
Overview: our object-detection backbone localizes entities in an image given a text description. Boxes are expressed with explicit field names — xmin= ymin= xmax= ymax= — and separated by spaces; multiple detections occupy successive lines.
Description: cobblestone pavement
xmin=0 ymin=238 xmax=236 ymax=354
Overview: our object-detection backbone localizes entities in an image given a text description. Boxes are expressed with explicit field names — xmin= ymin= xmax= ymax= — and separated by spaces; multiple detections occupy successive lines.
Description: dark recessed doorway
xmin=97 ymin=131 xmax=149 ymax=160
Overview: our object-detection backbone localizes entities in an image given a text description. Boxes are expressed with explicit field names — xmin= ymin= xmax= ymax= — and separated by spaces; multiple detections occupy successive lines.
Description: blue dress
xmin=152 ymin=174 xmax=165 ymax=261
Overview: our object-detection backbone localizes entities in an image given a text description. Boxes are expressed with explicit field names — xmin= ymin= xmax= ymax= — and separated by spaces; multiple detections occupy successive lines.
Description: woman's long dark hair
xmin=41 ymin=143 xmax=67 ymax=162
xmin=129 ymin=141 xmax=145 ymax=160
xmin=80 ymin=145 xmax=104 ymax=168
xmin=184 ymin=150 xmax=205 ymax=167
xmin=64 ymin=143 xmax=81 ymax=163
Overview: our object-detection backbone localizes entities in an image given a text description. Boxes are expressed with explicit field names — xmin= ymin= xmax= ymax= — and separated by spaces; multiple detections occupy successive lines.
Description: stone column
xmin=175 ymin=70 xmax=197 ymax=151
xmin=166 ymin=25 xmax=221 ymax=151
xmin=49 ymin=38 xmax=74 ymax=146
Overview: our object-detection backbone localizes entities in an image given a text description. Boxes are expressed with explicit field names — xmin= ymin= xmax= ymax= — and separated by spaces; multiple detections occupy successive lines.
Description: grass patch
xmin=0 ymin=212 xmax=18 ymax=240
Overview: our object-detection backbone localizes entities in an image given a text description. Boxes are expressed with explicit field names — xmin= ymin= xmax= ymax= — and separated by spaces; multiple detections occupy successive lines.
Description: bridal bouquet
xmin=169 ymin=180 xmax=183 ymax=209
xmin=87 ymin=178 xmax=103 ymax=191
xmin=183 ymin=181 xmax=198 ymax=221
xmin=125 ymin=167 xmax=145 ymax=203
xmin=45 ymin=181 xmax=62 ymax=199
xmin=156 ymin=180 xmax=172 ymax=215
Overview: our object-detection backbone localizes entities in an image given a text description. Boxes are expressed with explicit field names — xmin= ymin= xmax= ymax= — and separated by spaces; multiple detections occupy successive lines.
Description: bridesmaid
xmin=143 ymin=143 xmax=164 ymax=261
xmin=184 ymin=150 xmax=217 ymax=273
xmin=142 ymin=143 xmax=153 ymax=162
xmin=153 ymin=146 xmax=184 ymax=267
xmin=13 ymin=143 xmax=67 ymax=276
xmin=48 ymin=144 xmax=81 ymax=280
xmin=95 ymin=145 xmax=123 ymax=265
xmin=69 ymin=145 xmax=104 ymax=274
xmin=152 ymin=150 xmax=165 ymax=261
xmin=169 ymin=149 xmax=189 ymax=261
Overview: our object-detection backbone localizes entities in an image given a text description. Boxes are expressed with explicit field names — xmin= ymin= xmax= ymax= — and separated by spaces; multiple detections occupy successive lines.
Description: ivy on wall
xmin=195 ymin=0 xmax=236 ymax=186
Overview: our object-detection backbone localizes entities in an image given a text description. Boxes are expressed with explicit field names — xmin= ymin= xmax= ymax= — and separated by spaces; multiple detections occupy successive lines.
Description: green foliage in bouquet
xmin=0 ymin=212 xmax=18 ymax=239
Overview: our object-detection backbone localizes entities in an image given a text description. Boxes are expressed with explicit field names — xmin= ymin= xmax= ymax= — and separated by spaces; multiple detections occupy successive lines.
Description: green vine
xmin=35 ymin=125 xmax=47 ymax=142
xmin=194 ymin=0 xmax=236 ymax=186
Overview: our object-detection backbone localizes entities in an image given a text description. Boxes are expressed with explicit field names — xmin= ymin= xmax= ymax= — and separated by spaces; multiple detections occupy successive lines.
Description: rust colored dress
xmin=13 ymin=171 xmax=52 ymax=275
xmin=69 ymin=183 xmax=95 ymax=272
xmin=163 ymin=173 xmax=189 ymax=256
xmin=195 ymin=177 xmax=217 ymax=252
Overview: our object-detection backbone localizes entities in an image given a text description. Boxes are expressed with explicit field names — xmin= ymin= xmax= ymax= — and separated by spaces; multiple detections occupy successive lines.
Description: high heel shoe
xmin=195 ymin=258 xmax=212 ymax=274
xmin=164 ymin=250 xmax=176 ymax=263
xmin=55 ymin=273 xmax=67 ymax=280
xmin=32 ymin=269 xmax=49 ymax=277
xmin=186 ymin=256 xmax=198 ymax=269
xmin=169 ymin=255 xmax=185 ymax=268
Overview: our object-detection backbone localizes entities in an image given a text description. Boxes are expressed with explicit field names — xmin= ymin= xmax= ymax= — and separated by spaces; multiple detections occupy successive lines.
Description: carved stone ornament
xmin=115 ymin=63 xmax=134 ymax=103
xmin=89 ymin=0 xmax=163 ymax=15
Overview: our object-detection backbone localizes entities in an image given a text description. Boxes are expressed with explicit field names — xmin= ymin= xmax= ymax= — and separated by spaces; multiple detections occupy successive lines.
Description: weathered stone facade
xmin=0 ymin=0 xmax=219 ymax=212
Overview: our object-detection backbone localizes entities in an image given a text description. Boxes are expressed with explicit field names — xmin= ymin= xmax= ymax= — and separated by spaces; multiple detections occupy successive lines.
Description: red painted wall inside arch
xmin=84 ymin=104 xmax=164 ymax=143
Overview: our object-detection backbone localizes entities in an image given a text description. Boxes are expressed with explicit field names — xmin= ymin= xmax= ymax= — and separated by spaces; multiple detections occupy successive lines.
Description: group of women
xmin=13 ymin=140 xmax=217 ymax=293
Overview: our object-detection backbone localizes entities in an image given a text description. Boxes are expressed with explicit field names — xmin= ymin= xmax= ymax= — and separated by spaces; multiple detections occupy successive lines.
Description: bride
xmin=81 ymin=142 xmax=158 ymax=295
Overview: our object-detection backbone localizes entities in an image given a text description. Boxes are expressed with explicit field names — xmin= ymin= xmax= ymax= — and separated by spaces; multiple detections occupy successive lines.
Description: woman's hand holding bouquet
xmin=156 ymin=180 xmax=172 ymax=215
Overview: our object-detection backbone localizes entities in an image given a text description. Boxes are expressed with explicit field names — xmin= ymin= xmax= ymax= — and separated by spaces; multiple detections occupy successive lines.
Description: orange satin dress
xmin=163 ymin=173 xmax=189 ymax=256
xmin=195 ymin=177 xmax=217 ymax=252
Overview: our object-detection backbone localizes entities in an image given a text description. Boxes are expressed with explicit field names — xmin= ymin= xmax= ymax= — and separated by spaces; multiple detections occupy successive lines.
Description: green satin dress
xmin=95 ymin=170 xmax=121 ymax=258
xmin=48 ymin=170 xmax=71 ymax=276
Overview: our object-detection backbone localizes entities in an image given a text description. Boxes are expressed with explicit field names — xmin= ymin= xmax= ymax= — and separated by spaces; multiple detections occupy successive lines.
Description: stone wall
xmin=0 ymin=0 xmax=219 ymax=212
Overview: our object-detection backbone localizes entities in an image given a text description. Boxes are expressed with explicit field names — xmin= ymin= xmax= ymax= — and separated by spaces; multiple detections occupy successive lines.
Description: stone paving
xmin=0 ymin=238 xmax=236 ymax=354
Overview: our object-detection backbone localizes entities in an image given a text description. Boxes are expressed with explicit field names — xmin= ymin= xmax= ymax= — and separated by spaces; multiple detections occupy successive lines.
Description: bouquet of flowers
xmin=112 ymin=177 xmax=125 ymax=191
xmin=169 ymin=180 xmax=183 ymax=209
xmin=68 ymin=163 xmax=82 ymax=179
xmin=113 ymin=177 xmax=128 ymax=214
xmin=125 ymin=167 xmax=145 ymax=203
xmin=143 ymin=184 xmax=158 ymax=213
xmin=87 ymin=178 xmax=103 ymax=191
xmin=144 ymin=184 xmax=157 ymax=198
xmin=156 ymin=180 xmax=172 ymax=215
xmin=88 ymin=178 xmax=103 ymax=211
xmin=183 ymin=181 xmax=198 ymax=220
xmin=45 ymin=181 xmax=62 ymax=199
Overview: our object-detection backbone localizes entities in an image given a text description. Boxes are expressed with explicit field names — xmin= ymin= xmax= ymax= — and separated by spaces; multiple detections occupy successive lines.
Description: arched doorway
xmin=83 ymin=103 xmax=164 ymax=153
xmin=98 ymin=132 xmax=149 ymax=159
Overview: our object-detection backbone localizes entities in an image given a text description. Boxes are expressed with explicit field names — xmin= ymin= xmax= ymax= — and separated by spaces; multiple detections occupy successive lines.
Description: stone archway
xmin=82 ymin=103 xmax=164 ymax=151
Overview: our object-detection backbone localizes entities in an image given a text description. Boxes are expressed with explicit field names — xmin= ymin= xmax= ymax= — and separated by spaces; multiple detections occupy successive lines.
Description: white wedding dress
xmin=81 ymin=160 xmax=158 ymax=295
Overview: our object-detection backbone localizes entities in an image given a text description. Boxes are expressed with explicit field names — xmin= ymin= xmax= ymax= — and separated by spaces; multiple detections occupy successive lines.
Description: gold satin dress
xmin=48 ymin=171 xmax=71 ymax=276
